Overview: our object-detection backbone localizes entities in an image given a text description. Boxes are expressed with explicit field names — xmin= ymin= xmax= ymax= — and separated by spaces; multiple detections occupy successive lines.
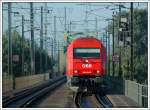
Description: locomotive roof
xmin=71 ymin=37 xmax=103 ymax=48
xmin=73 ymin=37 xmax=101 ymax=42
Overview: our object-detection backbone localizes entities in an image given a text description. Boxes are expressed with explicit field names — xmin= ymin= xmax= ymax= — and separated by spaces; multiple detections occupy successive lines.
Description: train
xmin=66 ymin=37 xmax=107 ymax=91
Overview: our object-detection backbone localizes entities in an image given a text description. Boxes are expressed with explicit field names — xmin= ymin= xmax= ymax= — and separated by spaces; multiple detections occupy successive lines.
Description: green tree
xmin=107 ymin=8 xmax=148 ymax=83
xmin=2 ymin=31 xmax=9 ymax=75
xmin=2 ymin=30 xmax=53 ymax=77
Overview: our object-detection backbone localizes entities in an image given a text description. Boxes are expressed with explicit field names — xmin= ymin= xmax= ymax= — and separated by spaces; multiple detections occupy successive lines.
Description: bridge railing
xmin=104 ymin=76 xmax=148 ymax=108
xmin=125 ymin=80 xmax=148 ymax=107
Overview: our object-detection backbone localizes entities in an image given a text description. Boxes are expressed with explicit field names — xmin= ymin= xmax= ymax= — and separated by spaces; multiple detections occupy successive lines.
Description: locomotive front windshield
xmin=74 ymin=48 xmax=100 ymax=58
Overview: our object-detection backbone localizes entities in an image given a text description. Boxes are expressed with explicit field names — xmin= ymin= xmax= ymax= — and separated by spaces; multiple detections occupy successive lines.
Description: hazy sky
xmin=2 ymin=2 xmax=148 ymax=48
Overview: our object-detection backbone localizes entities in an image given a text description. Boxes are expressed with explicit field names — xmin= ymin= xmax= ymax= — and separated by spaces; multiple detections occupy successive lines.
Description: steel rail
xmin=74 ymin=86 xmax=113 ymax=108
xmin=95 ymin=94 xmax=113 ymax=108
xmin=74 ymin=92 xmax=82 ymax=108
xmin=21 ymin=78 xmax=66 ymax=107
xmin=3 ymin=76 xmax=66 ymax=108
xmin=95 ymin=86 xmax=113 ymax=108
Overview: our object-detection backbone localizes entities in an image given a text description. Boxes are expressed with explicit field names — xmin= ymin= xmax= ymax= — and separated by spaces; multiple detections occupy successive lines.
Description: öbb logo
xmin=82 ymin=64 xmax=92 ymax=68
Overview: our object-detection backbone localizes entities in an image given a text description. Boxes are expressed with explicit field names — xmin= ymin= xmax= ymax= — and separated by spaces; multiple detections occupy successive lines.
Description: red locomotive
xmin=66 ymin=37 xmax=106 ymax=88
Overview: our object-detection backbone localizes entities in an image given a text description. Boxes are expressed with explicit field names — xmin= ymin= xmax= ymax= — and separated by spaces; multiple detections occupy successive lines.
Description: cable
xmin=87 ymin=11 xmax=107 ymax=19
xmin=58 ymin=17 xmax=64 ymax=28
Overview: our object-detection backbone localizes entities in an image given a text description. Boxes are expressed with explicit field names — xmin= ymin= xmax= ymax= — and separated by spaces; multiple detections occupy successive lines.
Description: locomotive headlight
xmin=74 ymin=70 xmax=78 ymax=73
xmin=96 ymin=70 xmax=100 ymax=73
xmin=85 ymin=59 xmax=88 ymax=63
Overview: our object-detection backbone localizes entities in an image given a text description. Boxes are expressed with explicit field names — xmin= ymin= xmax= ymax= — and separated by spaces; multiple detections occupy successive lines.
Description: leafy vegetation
xmin=108 ymin=8 xmax=148 ymax=84
xmin=2 ymin=30 xmax=52 ymax=77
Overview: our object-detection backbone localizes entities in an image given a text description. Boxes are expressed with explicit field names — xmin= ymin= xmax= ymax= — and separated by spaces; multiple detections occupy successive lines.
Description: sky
xmin=2 ymin=2 xmax=148 ymax=51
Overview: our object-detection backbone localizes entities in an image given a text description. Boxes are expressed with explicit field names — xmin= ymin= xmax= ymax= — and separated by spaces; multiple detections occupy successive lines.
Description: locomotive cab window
xmin=74 ymin=48 xmax=100 ymax=58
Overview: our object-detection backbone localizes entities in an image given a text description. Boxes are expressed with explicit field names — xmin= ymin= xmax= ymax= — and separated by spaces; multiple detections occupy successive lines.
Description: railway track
xmin=3 ymin=76 xmax=66 ymax=108
xmin=95 ymin=93 xmax=113 ymax=108
xmin=74 ymin=86 xmax=113 ymax=108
